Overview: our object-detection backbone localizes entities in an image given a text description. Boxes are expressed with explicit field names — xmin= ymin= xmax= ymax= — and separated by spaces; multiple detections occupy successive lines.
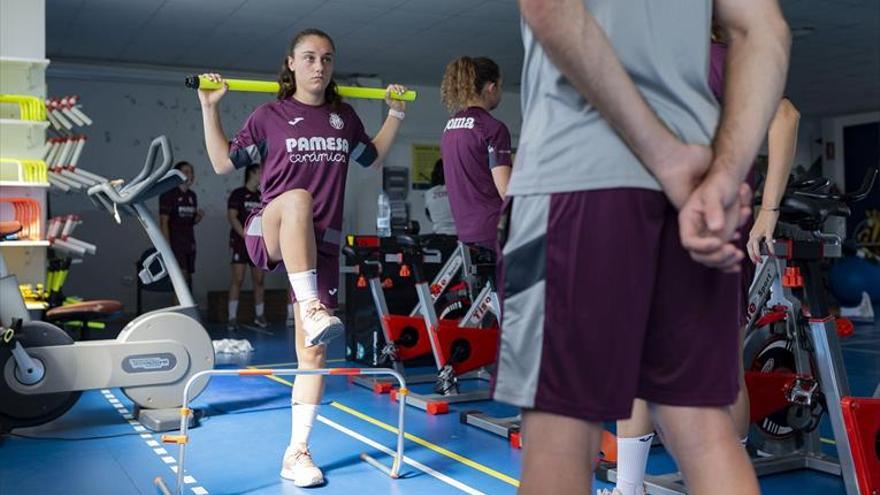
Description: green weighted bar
xmin=185 ymin=75 xmax=417 ymax=102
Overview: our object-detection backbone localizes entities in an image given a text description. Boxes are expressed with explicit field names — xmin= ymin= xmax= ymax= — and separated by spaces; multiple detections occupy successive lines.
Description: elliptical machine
xmin=0 ymin=136 xmax=214 ymax=433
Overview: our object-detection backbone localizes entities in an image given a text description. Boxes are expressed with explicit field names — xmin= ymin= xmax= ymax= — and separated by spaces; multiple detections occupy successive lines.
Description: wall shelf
xmin=0 ymin=56 xmax=51 ymax=67
xmin=0 ymin=240 xmax=50 ymax=247
xmin=0 ymin=119 xmax=49 ymax=128
xmin=0 ymin=181 xmax=50 ymax=188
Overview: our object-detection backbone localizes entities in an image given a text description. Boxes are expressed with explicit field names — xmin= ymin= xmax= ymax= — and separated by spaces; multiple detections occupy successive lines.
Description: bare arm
xmin=761 ymin=98 xmax=799 ymax=210
xmin=712 ymin=0 xmax=791 ymax=182
xmin=198 ymin=73 xmax=235 ymax=175
xmin=368 ymin=84 xmax=408 ymax=169
xmin=228 ymin=209 xmax=245 ymax=238
xmin=746 ymin=98 xmax=799 ymax=261
xmin=518 ymin=0 xmax=687 ymax=175
xmin=201 ymin=105 xmax=235 ymax=175
xmin=678 ymin=0 xmax=790 ymax=270
xmin=491 ymin=166 xmax=512 ymax=199
xmin=370 ymin=114 xmax=403 ymax=169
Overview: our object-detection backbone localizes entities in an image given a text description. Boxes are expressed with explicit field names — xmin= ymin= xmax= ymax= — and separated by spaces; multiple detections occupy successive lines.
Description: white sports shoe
xmin=280 ymin=445 xmax=324 ymax=487
xmin=300 ymin=299 xmax=344 ymax=347
xmin=597 ymin=487 xmax=647 ymax=495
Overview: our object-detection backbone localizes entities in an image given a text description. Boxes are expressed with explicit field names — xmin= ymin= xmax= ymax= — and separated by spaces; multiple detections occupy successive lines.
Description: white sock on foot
xmin=255 ymin=303 xmax=265 ymax=317
xmin=290 ymin=402 xmax=319 ymax=448
xmin=228 ymin=300 xmax=239 ymax=320
xmin=616 ymin=433 xmax=654 ymax=495
xmin=288 ymin=270 xmax=318 ymax=303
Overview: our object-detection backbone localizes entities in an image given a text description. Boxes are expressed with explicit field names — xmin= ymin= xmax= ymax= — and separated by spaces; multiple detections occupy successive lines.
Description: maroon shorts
xmin=244 ymin=213 xmax=339 ymax=308
xmin=230 ymin=238 xmax=254 ymax=266
xmin=170 ymin=245 xmax=195 ymax=275
xmin=493 ymin=189 xmax=742 ymax=422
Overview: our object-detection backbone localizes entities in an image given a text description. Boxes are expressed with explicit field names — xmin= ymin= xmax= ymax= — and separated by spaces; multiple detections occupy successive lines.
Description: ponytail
xmin=440 ymin=56 xmax=500 ymax=112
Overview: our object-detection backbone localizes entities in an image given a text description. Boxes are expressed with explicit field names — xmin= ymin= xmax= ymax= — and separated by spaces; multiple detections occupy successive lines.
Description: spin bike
xmin=598 ymin=168 xmax=879 ymax=495
xmin=385 ymin=235 xmax=501 ymax=415
xmin=342 ymin=241 xmax=436 ymax=393
xmin=0 ymin=136 xmax=214 ymax=433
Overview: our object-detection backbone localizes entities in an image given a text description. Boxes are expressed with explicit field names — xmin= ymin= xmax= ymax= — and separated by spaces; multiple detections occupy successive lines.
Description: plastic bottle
xmin=377 ymin=190 xmax=391 ymax=237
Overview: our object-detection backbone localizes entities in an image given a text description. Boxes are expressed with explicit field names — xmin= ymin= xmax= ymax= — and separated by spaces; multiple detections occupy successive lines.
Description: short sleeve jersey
xmin=508 ymin=0 xmax=718 ymax=196
xmin=440 ymin=107 xmax=512 ymax=244
xmin=227 ymin=186 xmax=261 ymax=246
xmin=228 ymin=98 xmax=377 ymax=237
xmin=159 ymin=187 xmax=197 ymax=253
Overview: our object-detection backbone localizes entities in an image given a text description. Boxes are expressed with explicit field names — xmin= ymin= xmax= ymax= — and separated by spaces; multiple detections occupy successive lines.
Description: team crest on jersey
xmin=329 ymin=113 xmax=344 ymax=130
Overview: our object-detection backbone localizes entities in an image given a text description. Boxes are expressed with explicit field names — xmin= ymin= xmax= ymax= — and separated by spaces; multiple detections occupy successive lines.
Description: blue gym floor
xmin=2 ymin=313 xmax=878 ymax=495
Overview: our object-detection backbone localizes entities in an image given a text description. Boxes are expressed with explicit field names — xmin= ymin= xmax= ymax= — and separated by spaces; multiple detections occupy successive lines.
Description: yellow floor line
xmin=330 ymin=401 xmax=520 ymax=487
xmin=820 ymin=437 xmax=836 ymax=445
xmin=245 ymin=366 xmax=519 ymax=487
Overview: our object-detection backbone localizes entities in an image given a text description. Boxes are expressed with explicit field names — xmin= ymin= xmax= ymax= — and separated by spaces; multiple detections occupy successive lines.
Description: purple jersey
xmin=227 ymin=186 xmax=261 ymax=247
xmin=440 ymin=107 xmax=512 ymax=244
xmin=159 ymin=187 xmax=197 ymax=253
xmin=709 ymin=41 xmax=728 ymax=102
xmin=229 ymin=99 xmax=377 ymax=237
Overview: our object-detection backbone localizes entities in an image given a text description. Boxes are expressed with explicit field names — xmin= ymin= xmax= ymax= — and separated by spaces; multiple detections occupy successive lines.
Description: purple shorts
xmin=493 ymin=189 xmax=741 ymax=422
xmin=170 ymin=244 xmax=195 ymax=275
xmin=244 ymin=213 xmax=340 ymax=309
xmin=230 ymin=238 xmax=254 ymax=266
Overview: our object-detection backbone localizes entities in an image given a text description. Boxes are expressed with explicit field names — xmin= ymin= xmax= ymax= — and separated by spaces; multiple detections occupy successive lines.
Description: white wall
xmin=1 ymin=0 xmax=44 ymax=60
xmin=45 ymin=65 xmax=522 ymax=311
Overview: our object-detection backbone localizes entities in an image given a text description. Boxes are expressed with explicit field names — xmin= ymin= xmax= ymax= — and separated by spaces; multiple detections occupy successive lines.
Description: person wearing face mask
xmin=159 ymin=160 xmax=204 ymax=290
xmin=226 ymin=163 xmax=267 ymax=331
xmin=195 ymin=27 xmax=407 ymax=487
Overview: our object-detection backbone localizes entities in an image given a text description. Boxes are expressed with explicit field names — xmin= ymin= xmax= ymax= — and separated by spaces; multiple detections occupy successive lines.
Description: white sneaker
xmin=300 ymin=299 xmax=344 ymax=347
xmin=280 ymin=445 xmax=324 ymax=487
xmin=597 ymin=487 xmax=646 ymax=495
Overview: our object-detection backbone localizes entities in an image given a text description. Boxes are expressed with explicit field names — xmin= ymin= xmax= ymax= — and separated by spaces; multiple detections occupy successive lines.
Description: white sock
xmin=287 ymin=303 xmax=295 ymax=318
xmin=255 ymin=303 xmax=265 ymax=317
xmin=290 ymin=402 xmax=319 ymax=448
xmin=616 ymin=433 xmax=654 ymax=495
xmin=228 ymin=300 xmax=239 ymax=320
xmin=288 ymin=270 xmax=318 ymax=303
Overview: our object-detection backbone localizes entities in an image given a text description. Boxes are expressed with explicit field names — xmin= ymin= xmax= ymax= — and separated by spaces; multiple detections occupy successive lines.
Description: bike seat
xmin=45 ymin=299 xmax=124 ymax=321
xmin=789 ymin=176 xmax=832 ymax=194
xmin=395 ymin=235 xmax=418 ymax=247
xmin=780 ymin=194 xmax=850 ymax=227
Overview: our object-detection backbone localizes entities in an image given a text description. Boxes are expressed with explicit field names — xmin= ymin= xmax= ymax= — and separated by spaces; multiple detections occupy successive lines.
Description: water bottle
xmin=377 ymin=190 xmax=391 ymax=237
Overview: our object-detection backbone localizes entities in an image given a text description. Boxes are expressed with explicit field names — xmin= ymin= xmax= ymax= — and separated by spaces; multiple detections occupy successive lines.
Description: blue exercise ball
xmin=829 ymin=256 xmax=880 ymax=306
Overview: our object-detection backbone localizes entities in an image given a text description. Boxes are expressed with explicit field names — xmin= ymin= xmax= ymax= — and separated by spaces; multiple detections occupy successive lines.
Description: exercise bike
xmin=343 ymin=236 xmax=495 ymax=393
xmin=0 ymin=136 xmax=214 ymax=433
xmin=342 ymin=242 xmax=437 ymax=393
xmin=385 ymin=235 xmax=501 ymax=415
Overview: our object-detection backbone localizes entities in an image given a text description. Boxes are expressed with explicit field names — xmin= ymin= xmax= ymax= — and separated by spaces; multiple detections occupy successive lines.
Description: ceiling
xmin=46 ymin=0 xmax=879 ymax=117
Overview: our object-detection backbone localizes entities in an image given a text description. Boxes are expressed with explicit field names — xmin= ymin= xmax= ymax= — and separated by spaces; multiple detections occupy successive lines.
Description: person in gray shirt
xmin=493 ymin=1 xmax=790 ymax=494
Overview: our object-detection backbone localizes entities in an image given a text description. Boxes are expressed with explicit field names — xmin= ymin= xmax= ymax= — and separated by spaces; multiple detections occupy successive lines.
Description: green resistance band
xmin=185 ymin=75 xmax=417 ymax=102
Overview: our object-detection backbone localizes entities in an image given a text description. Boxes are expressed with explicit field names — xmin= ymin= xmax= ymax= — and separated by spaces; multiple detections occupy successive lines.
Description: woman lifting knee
xmin=197 ymin=28 xmax=407 ymax=487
